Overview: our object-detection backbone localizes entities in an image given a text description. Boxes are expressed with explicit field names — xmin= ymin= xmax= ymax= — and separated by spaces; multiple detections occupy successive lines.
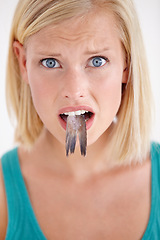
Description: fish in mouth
xmin=66 ymin=115 xmax=86 ymax=156
xmin=60 ymin=110 xmax=93 ymax=156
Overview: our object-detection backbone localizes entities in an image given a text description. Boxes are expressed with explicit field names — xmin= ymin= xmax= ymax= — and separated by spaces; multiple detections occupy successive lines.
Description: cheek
xmin=95 ymin=69 xmax=124 ymax=126
xmin=100 ymin=82 xmax=122 ymax=119
xmin=27 ymin=68 xmax=57 ymax=113
xmin=97 ymin=69 xmax=123 ymax=103
xmin=87 ymin=74 xmax=122 ymax=146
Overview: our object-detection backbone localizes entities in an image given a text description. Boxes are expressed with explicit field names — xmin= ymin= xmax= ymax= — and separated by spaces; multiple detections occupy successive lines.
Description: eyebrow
xmin=36 ymin=52 xmax=62 ymax=57
xmin=84 ymin=47 xmax=110 ymax=55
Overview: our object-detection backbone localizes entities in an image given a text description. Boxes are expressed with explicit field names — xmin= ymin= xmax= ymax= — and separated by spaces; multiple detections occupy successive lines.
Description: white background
xmin=0 ymin=0 xmax=160 ymax=156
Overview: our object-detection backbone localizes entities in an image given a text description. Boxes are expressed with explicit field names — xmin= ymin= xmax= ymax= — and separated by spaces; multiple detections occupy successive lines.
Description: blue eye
xmin=88 ymin=57 xmax=108 ymax=68
xmin=41 ymin=58 xmax=60 ymax=68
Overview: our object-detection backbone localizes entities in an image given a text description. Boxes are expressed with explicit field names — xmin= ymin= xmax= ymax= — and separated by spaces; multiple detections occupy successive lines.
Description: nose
xmin=61 ymin=69 xmax=87 ymax=100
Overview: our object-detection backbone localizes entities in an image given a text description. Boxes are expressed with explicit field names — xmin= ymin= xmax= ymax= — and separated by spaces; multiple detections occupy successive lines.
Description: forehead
xmin=26 ymin=9 xmax=120 ymax=51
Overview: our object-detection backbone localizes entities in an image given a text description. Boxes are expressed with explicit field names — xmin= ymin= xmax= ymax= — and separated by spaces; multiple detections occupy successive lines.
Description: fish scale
xmin=65 ymin=115 xmax=87 ymax=156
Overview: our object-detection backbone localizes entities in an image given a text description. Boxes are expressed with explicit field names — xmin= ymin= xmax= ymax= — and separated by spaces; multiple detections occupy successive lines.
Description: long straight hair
xmin=6 ymin=0 xmax=153 ymax=164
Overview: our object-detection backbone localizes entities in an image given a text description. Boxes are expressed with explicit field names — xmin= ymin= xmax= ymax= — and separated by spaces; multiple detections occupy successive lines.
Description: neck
xmin=25 ymin=128 xmax=113 ymax=182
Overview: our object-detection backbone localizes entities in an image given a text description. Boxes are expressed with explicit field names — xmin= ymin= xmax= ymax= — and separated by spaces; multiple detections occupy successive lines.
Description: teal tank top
xmin=1 ymin=142 xmax=160 ymax=239
xmin=1 ymin=148 xmax=47 ymax=240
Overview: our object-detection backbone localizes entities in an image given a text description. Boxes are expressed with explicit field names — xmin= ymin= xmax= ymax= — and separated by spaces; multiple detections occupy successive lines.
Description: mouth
xmin=59 ymin=109 xmax=95 ymax=130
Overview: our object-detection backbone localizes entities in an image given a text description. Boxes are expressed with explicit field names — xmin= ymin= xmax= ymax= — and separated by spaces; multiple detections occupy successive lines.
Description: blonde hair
xmin=6 ymin=0 xmax=153 ymax=164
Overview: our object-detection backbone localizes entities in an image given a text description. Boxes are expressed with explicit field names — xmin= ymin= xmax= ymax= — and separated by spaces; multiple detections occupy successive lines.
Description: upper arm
xmin=0 ymin=160 xmax=8 ymax=240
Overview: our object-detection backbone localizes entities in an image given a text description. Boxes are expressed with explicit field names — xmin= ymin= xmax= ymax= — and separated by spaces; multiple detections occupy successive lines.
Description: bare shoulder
xmin=0 ymin=160 xmax=7 ymax=240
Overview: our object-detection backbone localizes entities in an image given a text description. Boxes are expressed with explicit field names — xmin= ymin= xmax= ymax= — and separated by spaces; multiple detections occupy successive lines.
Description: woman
xmin=0 ymin=0 xmax=159 ymax=239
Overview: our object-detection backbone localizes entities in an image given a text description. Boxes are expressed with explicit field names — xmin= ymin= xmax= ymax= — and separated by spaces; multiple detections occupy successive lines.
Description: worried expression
xmin=14 ymin=9 xmax=128 ymax=151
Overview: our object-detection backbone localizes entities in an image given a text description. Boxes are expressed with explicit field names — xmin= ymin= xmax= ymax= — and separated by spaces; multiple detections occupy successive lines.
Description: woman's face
xmin=15 ymin=9 xmax=127 ymax=147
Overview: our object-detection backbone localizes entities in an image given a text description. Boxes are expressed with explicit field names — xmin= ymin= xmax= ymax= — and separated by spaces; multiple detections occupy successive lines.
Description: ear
xmin=13 ymin=41 xmax=29 ymax=83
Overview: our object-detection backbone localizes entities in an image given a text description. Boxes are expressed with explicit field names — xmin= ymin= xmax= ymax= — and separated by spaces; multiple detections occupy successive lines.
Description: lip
xmin=58 ymin=106 xmax=95 ymax=131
